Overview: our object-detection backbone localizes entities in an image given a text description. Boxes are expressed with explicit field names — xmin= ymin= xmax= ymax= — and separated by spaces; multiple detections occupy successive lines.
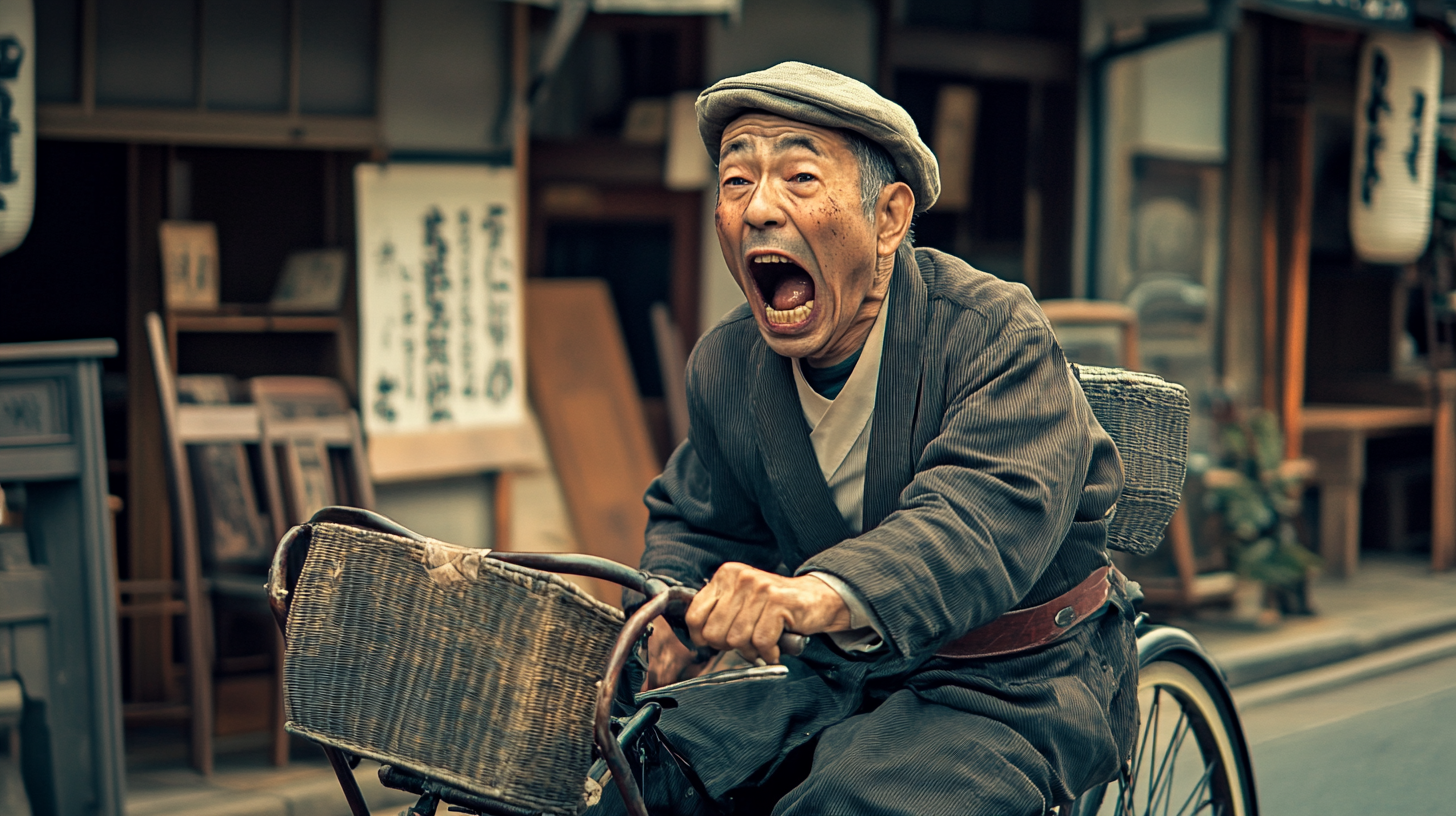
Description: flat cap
xmin=696 ymin=61 xmax=940 ymax=214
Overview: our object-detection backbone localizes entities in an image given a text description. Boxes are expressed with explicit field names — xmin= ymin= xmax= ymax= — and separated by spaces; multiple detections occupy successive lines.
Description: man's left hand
xmin=685 ymin=562 xmax=853 ymax=664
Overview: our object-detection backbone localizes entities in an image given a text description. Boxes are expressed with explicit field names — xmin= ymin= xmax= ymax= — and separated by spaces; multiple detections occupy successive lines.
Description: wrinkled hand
xmin=644 ymin=617 xmax=710 ymax=691
xmin=685 ymin=563 xmax=852 ymax=664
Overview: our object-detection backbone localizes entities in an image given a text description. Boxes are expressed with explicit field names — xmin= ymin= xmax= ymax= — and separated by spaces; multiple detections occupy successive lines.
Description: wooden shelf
xmin=171 ymin=313 xmax=342 ymax=334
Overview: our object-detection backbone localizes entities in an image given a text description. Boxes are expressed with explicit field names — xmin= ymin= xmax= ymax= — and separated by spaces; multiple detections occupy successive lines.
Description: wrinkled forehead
xmin=717 ymin=111 xmax=853 ymax=164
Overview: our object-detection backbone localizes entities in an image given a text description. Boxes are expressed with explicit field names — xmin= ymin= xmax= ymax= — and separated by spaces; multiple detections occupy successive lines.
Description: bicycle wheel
xmin=1071 ymin=651 xmax=1256 ymax=816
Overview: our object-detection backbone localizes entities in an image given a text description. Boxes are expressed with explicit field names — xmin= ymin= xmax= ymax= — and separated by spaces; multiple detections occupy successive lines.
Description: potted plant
xmin=1201 ymin=408 xmax=1321 ymax=621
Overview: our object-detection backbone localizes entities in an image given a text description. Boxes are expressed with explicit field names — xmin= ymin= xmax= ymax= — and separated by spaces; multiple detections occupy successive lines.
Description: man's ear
xmin=874 ymin=181 xmax=915 ymax=257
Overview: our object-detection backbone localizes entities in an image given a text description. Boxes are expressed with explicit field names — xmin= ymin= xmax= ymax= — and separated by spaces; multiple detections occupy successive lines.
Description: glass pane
xmin=299 ymin=0 xmax=375 ymax=116
xmin=203 ymin=0 xmax=289 ymax=112
xmin=37 ymin=0 xmax=80 ymax=104
xmin=96 ymin=0 xmax=197 ymax=107
xmin=1096 ymin=32 xmax=1229 ymax=454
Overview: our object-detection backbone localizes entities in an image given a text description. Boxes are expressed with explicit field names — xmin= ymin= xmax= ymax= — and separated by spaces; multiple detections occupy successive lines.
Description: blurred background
xmin=2 ymin=0 xmax=1456 ymax=813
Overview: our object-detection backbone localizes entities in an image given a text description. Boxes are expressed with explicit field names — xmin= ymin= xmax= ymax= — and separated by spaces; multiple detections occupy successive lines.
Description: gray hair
xmin=842 ymin=129 xmax=901 ymax=222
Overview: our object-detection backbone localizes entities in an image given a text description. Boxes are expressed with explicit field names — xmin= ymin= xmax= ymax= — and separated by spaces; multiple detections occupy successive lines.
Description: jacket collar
xmin=862 ymin=244 xmax=929 ymax=531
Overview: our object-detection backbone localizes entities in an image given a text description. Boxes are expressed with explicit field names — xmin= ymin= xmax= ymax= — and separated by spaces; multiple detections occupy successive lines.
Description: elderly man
xmin=598 ymin=62 xmax=1137 ymax=816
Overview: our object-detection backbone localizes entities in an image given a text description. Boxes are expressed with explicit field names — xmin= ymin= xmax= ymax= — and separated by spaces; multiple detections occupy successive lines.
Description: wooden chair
xmin=133 ymin=313 xmax=294 ymax=772
xmin=1038 ymin=299 xmax=1236 ymax=611
xmin=248 ymin=376 xmax=374 ymax=534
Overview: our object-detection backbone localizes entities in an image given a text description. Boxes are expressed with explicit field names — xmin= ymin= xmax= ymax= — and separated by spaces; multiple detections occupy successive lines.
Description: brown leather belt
xmin=934 ymin=566 xmax=1117 ymax=660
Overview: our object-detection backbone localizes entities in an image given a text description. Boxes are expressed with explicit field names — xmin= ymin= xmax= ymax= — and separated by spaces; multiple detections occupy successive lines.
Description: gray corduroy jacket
xmin=631 ymin=245 xmax=1137 ymax=803
xmin=642 ymin=244 xmax=1124 ymax=660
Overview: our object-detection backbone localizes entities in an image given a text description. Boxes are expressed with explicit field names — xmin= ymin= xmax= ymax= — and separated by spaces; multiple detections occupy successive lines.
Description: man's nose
xmin=742 ymin=183 xmax=784 ymax=229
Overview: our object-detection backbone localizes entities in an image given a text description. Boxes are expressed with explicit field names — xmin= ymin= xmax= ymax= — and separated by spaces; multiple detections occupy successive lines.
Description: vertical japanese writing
xmin=372 ymin=238 xmax=410 ymax=423
xmin=359 ymin=166 xmax=526 ymax=437
xmin=481 ymin=204 xmax=514 ymax=404
xmin=423 ymin=208 xmax=453 ymax=422
xmin=1361 ymin=49 xmax=1391 ymax=206
xmin=1405 ymin=89 xmax=1425 ymax=180
xmin=458 ymin=208 xmax=477 ymax=398
xmin=0 ymin=37 xmax=23 ymax=209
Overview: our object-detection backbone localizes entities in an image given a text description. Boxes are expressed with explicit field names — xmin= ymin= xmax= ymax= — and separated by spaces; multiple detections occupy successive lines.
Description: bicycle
xmin=266 ymin=366 xmax=1258 ymax=816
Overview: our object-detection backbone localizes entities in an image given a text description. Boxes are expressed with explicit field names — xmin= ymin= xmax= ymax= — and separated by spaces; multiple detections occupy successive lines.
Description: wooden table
xmin=1301 ymin=400 xmax=1452 ymax=577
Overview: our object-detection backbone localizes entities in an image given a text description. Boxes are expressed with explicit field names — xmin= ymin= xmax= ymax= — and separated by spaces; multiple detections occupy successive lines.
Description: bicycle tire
xmin=1070 ymin=643 xmax=1257 ymax=816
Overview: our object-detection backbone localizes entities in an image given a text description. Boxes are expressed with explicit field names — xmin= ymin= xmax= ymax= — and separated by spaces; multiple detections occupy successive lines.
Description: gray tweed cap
xmin=696 ymin=61 xmax=940 ymax=214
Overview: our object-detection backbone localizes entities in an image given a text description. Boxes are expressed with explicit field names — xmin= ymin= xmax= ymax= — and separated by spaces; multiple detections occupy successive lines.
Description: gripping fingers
xmin=725 ymin=595 xmax=773 ymax=662
xmin=750 ymin=613 xmax=787 ymax=664
xmin=683 ymin=580 xmax=721 ymax=647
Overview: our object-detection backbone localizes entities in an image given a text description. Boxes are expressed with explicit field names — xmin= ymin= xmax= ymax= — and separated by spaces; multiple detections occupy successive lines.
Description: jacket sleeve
xmin=637 ymin=353 xmax=781 ymax=593
xmin=798 ymin=316 xmax=1097 ymax=659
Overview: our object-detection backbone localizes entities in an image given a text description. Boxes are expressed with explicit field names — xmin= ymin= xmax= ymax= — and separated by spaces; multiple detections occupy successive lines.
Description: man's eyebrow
xmin=719 ymin=138 xmax=749 ymax=160
xmin=773 ymin=135 xmax=822 ymax=156
xmin=718 ymin=133 xmax=824 ymax=161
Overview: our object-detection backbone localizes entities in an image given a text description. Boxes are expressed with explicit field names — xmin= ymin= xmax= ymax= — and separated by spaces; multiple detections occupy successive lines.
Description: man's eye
xmin=723 ymin=177 xmax=750 ymax=186
xmin=792 ymin=173 xmax=816 ymax=183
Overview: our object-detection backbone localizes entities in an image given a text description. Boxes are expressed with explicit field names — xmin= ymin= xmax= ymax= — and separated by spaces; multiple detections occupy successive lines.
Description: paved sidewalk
xmin=121 ymin=554 xmax=1455 ymax=816
xmin=1168 ymin=553 xmax=1456 ymax=687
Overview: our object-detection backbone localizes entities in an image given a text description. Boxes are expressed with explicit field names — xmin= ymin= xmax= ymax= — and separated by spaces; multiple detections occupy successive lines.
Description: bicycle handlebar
xmin=482 ymin=550 xmax=808 ymax=657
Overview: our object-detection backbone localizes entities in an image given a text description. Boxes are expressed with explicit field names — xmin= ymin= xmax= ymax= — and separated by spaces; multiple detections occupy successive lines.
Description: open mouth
xmin=748 ymin=254 xmax=816 ymax=326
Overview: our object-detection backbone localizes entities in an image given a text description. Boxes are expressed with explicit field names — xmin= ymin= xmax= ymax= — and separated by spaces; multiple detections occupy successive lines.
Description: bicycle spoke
xmin=1125 ymin=688 xmax=1162 ymax=815
xmin=1170 ymin=759 xmax=1215 ymax=816
xmin=1147 ymin=710 xmax=1190 ymax=816
xmin=1100 ymin=659 xmax=1251 ymax=816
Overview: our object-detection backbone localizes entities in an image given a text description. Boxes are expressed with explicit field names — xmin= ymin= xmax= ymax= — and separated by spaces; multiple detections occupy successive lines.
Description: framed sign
xmin=356 ymin=163 xmax=527 ymax=443
xmin=159 ymin=220 xmax=221 ymax=310
xmin=271 ymin=248 xmax=349 ymax=313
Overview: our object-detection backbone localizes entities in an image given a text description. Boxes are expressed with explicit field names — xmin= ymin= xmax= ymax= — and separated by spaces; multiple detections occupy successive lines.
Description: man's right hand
xmin=644 ymin=617 xmax=712 ymax=691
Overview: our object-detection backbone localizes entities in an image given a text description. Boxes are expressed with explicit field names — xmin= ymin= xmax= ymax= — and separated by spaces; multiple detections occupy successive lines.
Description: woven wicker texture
xmin=1072 ymin=365 xmax=1191 ymax=556
xmin=283 ymin=522 xmax=625 ymax=815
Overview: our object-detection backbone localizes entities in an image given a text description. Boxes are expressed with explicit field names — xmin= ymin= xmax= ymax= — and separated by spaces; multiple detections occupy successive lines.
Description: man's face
xmin=715 ymin=113 xmax=884 ymax=364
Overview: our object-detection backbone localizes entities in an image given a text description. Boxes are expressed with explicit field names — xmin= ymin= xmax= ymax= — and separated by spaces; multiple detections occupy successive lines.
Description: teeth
xmin=765 ymin=300 xmax=815 ymax=324
xmin=753 ymin=255 xmax=789 ymax=264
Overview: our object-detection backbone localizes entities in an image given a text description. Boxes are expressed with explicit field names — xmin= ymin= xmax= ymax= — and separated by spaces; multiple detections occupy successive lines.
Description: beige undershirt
xmin=793 ymin=286 xmax=892 ymax=652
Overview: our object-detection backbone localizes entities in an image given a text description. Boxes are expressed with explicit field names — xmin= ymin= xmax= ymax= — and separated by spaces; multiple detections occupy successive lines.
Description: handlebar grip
xmin=778 ymin=632 xmax=808 ymax=657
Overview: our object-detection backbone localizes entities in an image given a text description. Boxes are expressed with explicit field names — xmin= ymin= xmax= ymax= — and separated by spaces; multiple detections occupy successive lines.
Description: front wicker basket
xmin=281 ymin=522 xmax=625 ymax=815
xmin=1072 ymin=364 xmax=1191 ymax=556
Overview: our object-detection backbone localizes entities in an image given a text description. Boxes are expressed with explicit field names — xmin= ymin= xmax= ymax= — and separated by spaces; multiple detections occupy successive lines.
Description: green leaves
xmin=1204 ymin=408 xmax=1322 ymax=590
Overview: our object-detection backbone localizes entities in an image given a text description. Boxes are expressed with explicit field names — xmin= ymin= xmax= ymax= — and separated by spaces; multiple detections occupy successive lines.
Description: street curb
xmin=1211 ymin=606 xmax=1456 ymax=687
xmin=1231 ymin=630 xmax=1456 ymax=710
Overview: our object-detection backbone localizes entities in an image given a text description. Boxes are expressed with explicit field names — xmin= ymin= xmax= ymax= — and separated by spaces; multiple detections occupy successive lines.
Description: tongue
xmin=771 ymin=271 xmax=814 ymax=310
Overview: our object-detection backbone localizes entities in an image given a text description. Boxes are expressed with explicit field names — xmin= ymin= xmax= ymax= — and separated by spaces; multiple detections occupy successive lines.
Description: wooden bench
xmin=1301 ymin=401 xmax=1451 ymax=577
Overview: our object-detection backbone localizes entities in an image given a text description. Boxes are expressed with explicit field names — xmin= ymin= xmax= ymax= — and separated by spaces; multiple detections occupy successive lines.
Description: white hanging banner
xmin=1350 ymin=30 xmax=1442 ymax=265
xmin=356 ymin=163 xmax=526 ymax=438
xmin=0 ymin=0 xmax=33 ymax=257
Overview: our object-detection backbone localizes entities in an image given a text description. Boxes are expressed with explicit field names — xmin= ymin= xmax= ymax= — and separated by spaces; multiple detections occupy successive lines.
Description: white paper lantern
xmin=1350 ymin=30 xmax=1442 ymax=265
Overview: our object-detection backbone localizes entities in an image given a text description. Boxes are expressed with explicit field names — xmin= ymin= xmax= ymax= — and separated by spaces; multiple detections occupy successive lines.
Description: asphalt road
xmin=1236 ymin=654 xmax=1456 ymax=815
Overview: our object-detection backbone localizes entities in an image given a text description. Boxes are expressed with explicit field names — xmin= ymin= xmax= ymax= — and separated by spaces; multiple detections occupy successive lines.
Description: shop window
xmin=95 ymin=0 xmax=199 ymax=108
xmin=37 ymin=0 xmax=380 ymax=146
xmin=1098 ymin=30 xmax=1229 ymax=454
xmin=202 ymin=0 xmax=291 ymax=112
xmin=36 ymin=0 xmax=80 ymax=104
xmin=299 ymin=0 xmax=378 ymax=116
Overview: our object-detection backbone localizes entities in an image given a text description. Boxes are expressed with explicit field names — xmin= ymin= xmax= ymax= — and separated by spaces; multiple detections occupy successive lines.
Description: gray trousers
xmin=591 ymin=611 xmax=1138 ymax=816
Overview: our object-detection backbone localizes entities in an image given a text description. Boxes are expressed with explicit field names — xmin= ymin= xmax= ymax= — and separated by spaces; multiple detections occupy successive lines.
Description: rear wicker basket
xmin=281 ymin=522 xmax=625 ymax=815
xmin=1072 ymin=364 xmax=1191 ymax=556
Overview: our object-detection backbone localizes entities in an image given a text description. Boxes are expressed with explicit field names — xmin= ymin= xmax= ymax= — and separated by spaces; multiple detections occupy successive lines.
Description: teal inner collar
xmin=800 ymin=349 xmax=863 ymax=400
